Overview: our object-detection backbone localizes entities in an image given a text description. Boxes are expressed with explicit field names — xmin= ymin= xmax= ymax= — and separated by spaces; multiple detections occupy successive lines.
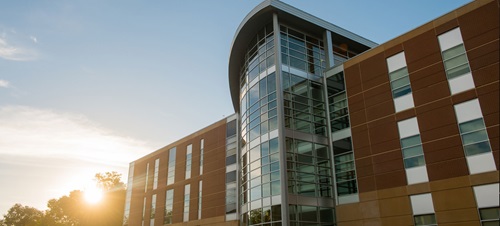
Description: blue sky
xmin=0 ymin=0 xmax=471 ymax=216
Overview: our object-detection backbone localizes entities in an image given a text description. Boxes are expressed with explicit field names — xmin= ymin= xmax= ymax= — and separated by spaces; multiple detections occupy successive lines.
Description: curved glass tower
xmin=229 ymin=1 xmax=376 ymax=225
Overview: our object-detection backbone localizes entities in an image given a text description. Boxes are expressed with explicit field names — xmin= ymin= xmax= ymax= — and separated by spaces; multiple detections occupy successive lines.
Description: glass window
xmin=145 ymin=163 xmax=149 ymax=192
xmin=226 ymin=154 xmax=237 ymax=166
xmin=200 ymin=139 xmax=204 ymax=175
xmin=183 ymin=184 xmax=190 ymax=222
xmin=150 ymin=194 xmax=156 ymax=221
xmin=389 ymin=67 xmax=412 ymax=98
xmin=198 ymin=181 xmax=202 ymax=219
xmin=225 ymin=185 xmax=237 ymax=214
xmin=442 ymin=44 xmax=471 ymax=79
xmin=185 ymin=144 xmax=192 ymax=180
xmin=414 ymin=214 xmax=437 ymax=226
xmin=164 ymin=189 xmax=174 ymax=224
xmin=226 ymin=171 xmax=236 ymax=183
xmin=153 ymin=159 xmax=159 ymax=190
xmin=479 ymin=207 xmax=500 ymax=226
xmin=167 ymin=147 xmax=176 ymax=185
xmin=333 ymin=137 xmax=357 ymax=196
xmin=300 ymin=206 xmax=318 ymax=222
xmin=458 ymin=118 xmax=491 ymax=156
xmin=226 ymin=120 xmax=237 ymax=138
xmin=400 ymin=135 xmax=425 ymax=168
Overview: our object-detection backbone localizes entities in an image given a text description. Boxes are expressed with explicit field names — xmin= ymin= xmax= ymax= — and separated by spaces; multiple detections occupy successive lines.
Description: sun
xmin=84 ymin=185 xmax=103 ymax=204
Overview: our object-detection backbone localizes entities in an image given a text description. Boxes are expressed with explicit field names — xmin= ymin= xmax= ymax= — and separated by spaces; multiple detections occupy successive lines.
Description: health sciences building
xmin=123 ymin=0 xmax=499 ymax=225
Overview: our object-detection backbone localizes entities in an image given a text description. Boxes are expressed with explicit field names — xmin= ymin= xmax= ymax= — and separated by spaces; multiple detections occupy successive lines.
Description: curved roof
xmin=228 ymin=0 xmax=377 ymax=112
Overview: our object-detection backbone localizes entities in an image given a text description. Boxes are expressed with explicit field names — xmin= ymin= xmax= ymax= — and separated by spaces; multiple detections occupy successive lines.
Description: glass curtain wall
xmin=281 ymin=25 xmax=335 ymax=225
xmin=239 ymin=22 xmax=337 ymax=225
xmin=327 ymin=71 xmax=359 ymax=202
xmin=239 ymin=23 xmax=282 ymax=226
xmin=281 ymin=25 xmax=327 ymax=136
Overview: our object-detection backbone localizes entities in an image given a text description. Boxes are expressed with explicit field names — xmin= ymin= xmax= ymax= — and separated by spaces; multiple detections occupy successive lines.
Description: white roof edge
xmin=270 ymin=0 xmax=378 ymax=47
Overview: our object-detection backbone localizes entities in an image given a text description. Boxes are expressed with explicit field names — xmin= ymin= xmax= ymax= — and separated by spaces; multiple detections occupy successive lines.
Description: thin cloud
xmin=0 ymin=37 xmax=38 ymax=61
xmin=0 ymin=79 xmax=9 ymax=88
xmin=0 ymin=105 xmax=153 ymax=213
xmin=0 ymin=105 xmax=152 ymax=166
xmin=30 ymin=36 xmax=38 ymax=43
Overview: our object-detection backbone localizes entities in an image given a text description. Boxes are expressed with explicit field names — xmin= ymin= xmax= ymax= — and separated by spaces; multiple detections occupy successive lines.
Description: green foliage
xmin=0 ymin=172 xmax=126 ymax=226
xmin=0 ymin=204 xmax=43 ymax=226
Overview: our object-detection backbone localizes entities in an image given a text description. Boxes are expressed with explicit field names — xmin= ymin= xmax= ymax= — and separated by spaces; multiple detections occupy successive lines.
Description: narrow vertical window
xmin=454 ymin=99 xmax=496 ymax=174
xmin=153 ymin=159 xmax=159 ymax=190
xmin=327 ymin=71 xmax=349 ymax=133
xmin=410 ymin=193 xmax=437 ymax=226
xmin=387 ymin=52 xmax=414 ymax=112
xmin=123 ymin=162 xmax=134 ymax=226
xmin=150 ymin=194 xmax=156 ymax=225
xmin=167 ymin=147 xmax=176 ymax=185
xmin=185 ymin=144 xmax=192 ymax=180
xmin=473 ymin=183 xmax=500 ymax=226
xmin=145 ymin=163 xmax=149 ymax=192
xmin=333 ymin=137 xmax=358 ymax=201
xmin=226 ymin=183 xmax=237 ymax=214
xmin=198 ymin=181 xmax=202 ymax=219
xmin=164 ymin=189 xmax=174 ymax=224
xmin=455 ymin=99 xmax=492 ymax=156
xmin=141 ymin=197 xmax=146 ymax=226
xmin=183 ymin=184 xmax=190 ymax=222
xmin=438 ymin=27 xmax=474 ymax=94
xmin=200 ymin=139 xmax=204 ymax=175
xmin=397 ymin=117 xmax=428 ymax=184
xmin=225 ymin=118 xmax=238 ymax=219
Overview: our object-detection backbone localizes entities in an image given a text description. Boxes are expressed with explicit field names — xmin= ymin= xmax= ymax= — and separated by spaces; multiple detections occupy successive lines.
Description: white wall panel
xmin=410 ymin=193 xmax=435 ymax=215
xmin=438 ymin=27 xmax=464 ymax=51
xmin=473 ymin=183 xmax=499 ymax=208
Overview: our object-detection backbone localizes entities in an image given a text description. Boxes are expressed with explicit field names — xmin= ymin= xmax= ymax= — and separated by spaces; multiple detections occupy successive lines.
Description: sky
xmin=0 ymin=0 xmax=471 ymax=216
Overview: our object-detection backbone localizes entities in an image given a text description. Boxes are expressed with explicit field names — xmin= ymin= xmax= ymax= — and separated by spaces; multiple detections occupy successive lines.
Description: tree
xmin=0 ymin=172 xmax=126 ymax=226
xmin=0 ymin=203 xmax=43 ymax=226
xmin=95 ymin=171 xmax=125 ymax=192
xmin=44 ymin=171 xmax=126 ymax=226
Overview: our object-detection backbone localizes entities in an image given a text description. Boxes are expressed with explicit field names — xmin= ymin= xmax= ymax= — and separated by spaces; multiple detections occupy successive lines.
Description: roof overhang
xmin=228 ymin=0 xmax=377 ymax=112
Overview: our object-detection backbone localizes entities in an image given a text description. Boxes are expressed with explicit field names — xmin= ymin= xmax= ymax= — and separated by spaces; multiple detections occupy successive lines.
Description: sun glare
xmin=84 ymin=185 xmax=103 ymax=204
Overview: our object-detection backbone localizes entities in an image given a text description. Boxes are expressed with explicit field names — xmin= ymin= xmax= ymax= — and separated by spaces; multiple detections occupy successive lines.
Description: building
xmin=123 ymin=0 xmax=499 ymax=225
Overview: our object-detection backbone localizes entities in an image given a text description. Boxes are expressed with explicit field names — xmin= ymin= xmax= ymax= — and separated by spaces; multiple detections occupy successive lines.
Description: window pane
xmin=414 ymin=214 xmax=436 ymax=225
xmin=249 ymin=84 xmax=260 ymax=107
xmin=250 ymin=186 xmax=261 ymax=201
xmin=459 ymin=118 xmax=486 ymax=133
xmin=226 ymin=171 xmax=236 ymax=183
xmin=271 ymin=180 xmax=281 ymax=195
xmin=226 ymin=155 xmax=236 ymax=166
xmin=442 ymin=44 xmax=466 ymax=60
xmin=393 ymin=85 xmax=412 ymax=98
xmin=464 ymin=141 xmax=491 ymax=156
xmin=319 ymin=208 xmax=334 ymax=222
xmin=401 ymin=135 xmax=421 ymax=148
xmin=402 ymin=145 xmax=424 ymax=158
xmin=444 ymin=54 xmax=468 ymax=71
xmin=404 ymin=155 xmax=425 ymax=168
xmin=334 ymin=153 xmax=354 ymax=164
xmin=272 ymin=205 xmax=281 ymax=221
xmin=335 ymin=161 xmax=354 ymax=173
xmin=389 ymin=67 xmax=409 ymax=81
xmin=337 ymin=180 xmax=357 ymax=196
xmin=483 ymin=221 xmax=500 ymax=226
xmin=480 ymin=207 xmax=500 ymax=220
xmin=462 ymin=129 xmax=489 ymax=145
xmin=300 ymin=206 xmax=317 ymax=222
xmin=446 ymin=63 xmax=470 ymax=79
xmin=336 ymin=171 xmax=356 ymax=182
xmin=391 ymin=76 xmax=410 ymax=90
xmin=297 ymin=182 xmax=316 ymax=196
